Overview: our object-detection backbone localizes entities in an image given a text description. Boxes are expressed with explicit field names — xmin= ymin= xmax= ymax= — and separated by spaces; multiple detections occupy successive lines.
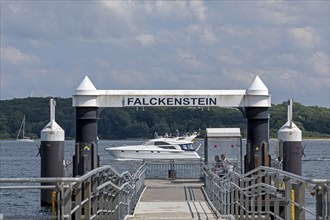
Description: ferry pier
xmin=0 ymin=76 xmax=329 ymax=220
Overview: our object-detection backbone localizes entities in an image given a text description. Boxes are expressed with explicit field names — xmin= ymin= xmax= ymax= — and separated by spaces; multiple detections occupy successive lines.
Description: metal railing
xmin=0 ymin=163 xmax=147 ymax=219
xmin=1 ymin=160 xmax=329 ymax=220
xmin=202 ymin=165 xmax=330 ymax=220
xmin=144 ymin=159 xmax=203 ymax=179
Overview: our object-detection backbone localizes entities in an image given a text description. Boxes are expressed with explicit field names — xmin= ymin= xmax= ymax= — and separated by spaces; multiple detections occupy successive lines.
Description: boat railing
xmin=143 ymin=159 xmax=242 ymax=179
xmin=144 ymin=159 xmax=203 ymax=179
xmin=202 ymin=164 xmax=330 ymax=220
xmin=0 ymin=163 xmax=147 ymax=220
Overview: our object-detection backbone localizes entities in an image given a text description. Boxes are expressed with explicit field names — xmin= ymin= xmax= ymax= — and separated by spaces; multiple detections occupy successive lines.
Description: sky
xmin=1 ymin=1 xmax=329 ymax=107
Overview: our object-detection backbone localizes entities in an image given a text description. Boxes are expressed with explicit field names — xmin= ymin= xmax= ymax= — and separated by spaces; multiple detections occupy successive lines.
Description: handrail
xmin=0 ymin=162 xmax=147 ymax=220
xmin=97 ymin=180 xmax=133 ymax=192
xmin=247 ymin=166 xmax=330 ymax=184
xmin=202 ymin=163 xmax=330 ymax=220
xmin=0 ymin=177 xmax=81 ymax=183
xmin=1 ymin=160 xmax=329 ymax=220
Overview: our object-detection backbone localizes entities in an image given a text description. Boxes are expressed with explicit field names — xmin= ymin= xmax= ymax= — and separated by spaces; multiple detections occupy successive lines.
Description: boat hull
xmin=105 ymin=148 xmax=200 ymax=160
xmin=16 ymin=138 xmax=34 ymax=142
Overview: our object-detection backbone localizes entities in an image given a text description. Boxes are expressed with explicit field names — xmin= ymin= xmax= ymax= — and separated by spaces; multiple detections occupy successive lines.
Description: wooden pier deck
xmin=126 ymin=179 xmax=225 ymax=220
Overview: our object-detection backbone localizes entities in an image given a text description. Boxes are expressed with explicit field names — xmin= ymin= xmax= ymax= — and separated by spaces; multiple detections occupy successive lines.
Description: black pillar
xmin=244 ymin=107 xmax=270 ymax=173
xmin=40 ymin=141 xmax=64 ymax=206
xmin=282 ymin=141 xmax=302 ymax=175
xmin=73 ymin=107 xmax=99 ymax=176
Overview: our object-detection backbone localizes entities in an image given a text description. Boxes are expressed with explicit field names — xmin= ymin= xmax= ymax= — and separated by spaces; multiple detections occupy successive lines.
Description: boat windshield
xmin=154 ymin=141 xmax=171 ymax=145
xmin=144 ymin=141 xmax=172 ymax=146
xmin=180 ymin=144 xmax=195 ymax=151
xmin=144 ymin=140 xmax=156 ymax=145
xmin=158 ymin=146 xmax=176 ymax=149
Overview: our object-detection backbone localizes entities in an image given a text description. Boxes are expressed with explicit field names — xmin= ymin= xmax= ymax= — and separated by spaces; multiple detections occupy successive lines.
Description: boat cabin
xmin=144 ymin=139 xmax=196 ymax=151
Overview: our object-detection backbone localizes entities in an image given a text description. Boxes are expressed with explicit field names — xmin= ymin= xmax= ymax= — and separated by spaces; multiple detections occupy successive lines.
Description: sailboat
xmin=16 ymin=115 xmax=34 ymax=142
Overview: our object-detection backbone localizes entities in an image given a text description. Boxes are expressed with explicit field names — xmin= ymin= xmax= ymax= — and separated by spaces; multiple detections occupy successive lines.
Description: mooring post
xmin=40 ymin=99 xmax=65 ymax=206
xmin=278 ymin=99 xmax=305 ymax=220
xmin=278 ymin=99 xmax=302 ymax=175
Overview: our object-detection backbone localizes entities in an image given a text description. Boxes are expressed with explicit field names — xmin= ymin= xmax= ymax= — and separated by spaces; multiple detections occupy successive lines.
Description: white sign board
xmin=124 ymin=96 xmax=218 ymax=107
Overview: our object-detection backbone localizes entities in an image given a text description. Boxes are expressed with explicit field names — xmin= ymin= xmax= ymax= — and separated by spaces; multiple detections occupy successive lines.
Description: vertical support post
xmin=74 ymin=107 xmax=99 ymax=176
xmin=315 ymin=184 xmax=324 ymax=220
xmin=244 ymin=107 xmax=270 ymax=173
xmin=91 ymin=174 xmax=99 ymax=216
xmin=295 ymin=182 xmax=305 ymax=220
xmin=244 ymin=180 xmax=250 ymax=220
xmin=257 ymin=171 xmax=262 ymax=219
xmin=83 ymin=180 xmax=91 ymax=219
xmin=64 ymin=184 xmax=72 ymax=220
xmin=274 ymin=189 xmax=280 ymax=219
xmin=284 ymin=178 xmax=292 ymax=220
xmin=74 ymin=182 xmax=82 ymax=219
xmin=240 ymin=137 xmax=243 ymax=173
xmin=235 ymin=175 xmax=239 ymax=218
xmin=219 ymin=180 xmax=224 ymax=214
xmin=204 ymin=135 xmax=209 ymax=163
xmin=327 ymin=186 xmax=330 ymax=220
xmin=239 ymin=177 xmax=244 ymax=220
xmin=265 ymin=185 xmax=270 ymax=220
xmin=231 ymin=180 xmax=235 ymax=215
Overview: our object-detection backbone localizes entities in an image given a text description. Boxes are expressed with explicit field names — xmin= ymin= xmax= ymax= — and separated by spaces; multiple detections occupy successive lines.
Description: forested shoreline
xmin=0 ymin=97 xmax=329 ymax=140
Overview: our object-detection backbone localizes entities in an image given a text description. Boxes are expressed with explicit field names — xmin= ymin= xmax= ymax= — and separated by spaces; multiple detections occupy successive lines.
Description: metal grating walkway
xmin=125 ymin=179 xmax=224 ymax=220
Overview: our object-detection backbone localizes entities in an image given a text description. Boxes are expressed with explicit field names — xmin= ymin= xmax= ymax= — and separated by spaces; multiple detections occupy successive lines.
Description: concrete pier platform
xmin=126 ymin=179 xmax=225 ymax=220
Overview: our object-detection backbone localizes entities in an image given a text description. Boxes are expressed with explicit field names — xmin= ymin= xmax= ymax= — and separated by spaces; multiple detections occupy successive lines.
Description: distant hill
xmin=0 ymin=97 xmax=329 ymax=139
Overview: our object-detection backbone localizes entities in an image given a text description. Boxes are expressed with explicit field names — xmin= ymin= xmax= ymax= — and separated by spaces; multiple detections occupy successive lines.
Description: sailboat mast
xmin=22 ymin=115 xmax=25 ymax=138
xmin=16 ymin=116 xmax=25 ymax=140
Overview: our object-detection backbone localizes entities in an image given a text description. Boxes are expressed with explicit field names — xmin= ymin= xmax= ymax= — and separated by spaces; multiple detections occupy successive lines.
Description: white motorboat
xmin=105 ymin=135 xmax=201 ymax=160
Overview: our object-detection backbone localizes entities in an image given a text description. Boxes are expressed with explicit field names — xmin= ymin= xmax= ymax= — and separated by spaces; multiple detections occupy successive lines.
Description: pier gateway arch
xmin=72 ymin=75 xmax=271 ymax=176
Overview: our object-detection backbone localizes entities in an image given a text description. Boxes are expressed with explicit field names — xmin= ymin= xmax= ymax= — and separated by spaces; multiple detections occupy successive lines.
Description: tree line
xmin=0 ymin=97 xmax=329 ymax=139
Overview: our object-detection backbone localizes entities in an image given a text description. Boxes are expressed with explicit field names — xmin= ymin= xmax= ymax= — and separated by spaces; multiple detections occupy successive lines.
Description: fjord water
xmin=0 ymin=139 xmax=329 ymax=217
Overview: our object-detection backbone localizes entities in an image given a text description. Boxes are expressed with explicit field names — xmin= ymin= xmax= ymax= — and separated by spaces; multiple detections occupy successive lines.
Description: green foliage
xmin=0 ymin=98 xmax=329 ymax=139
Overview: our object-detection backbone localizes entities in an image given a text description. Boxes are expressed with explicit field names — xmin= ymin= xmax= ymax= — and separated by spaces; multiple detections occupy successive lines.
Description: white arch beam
xmin=72 ymin=76 xmax=271 ymax=108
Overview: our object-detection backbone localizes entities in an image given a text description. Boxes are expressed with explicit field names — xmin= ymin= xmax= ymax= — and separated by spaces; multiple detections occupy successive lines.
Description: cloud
xmin=136 ymin=34 xmax=155 ymax=46
xmin=189 ymin=1 xmax=207 ymax=21
xmin=143 ymin=1 xmax=206 ymax=21
xmin=186 ymin=24 xmax=217 ymax=45
xmin=176 ymin=48 xmax=208 ymax=72
xmin=1 ymin=1 xmax=329 ymax=107
xmin=1 ymin=47 xmax=40 ymax=65
xmin=7 ymin=2 xmax=26 ymax=14
xmin=288 ymin=27 xmax=320 ymax=50
xmin=307 ymin=51 xmax=330 ymax=77
xmin=256 ymin=1 xmax=298 ymax=26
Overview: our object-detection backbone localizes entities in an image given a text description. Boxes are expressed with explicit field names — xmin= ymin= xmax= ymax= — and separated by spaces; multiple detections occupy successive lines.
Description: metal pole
xmin=315 ymin=184 xmax=324 ymax=220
